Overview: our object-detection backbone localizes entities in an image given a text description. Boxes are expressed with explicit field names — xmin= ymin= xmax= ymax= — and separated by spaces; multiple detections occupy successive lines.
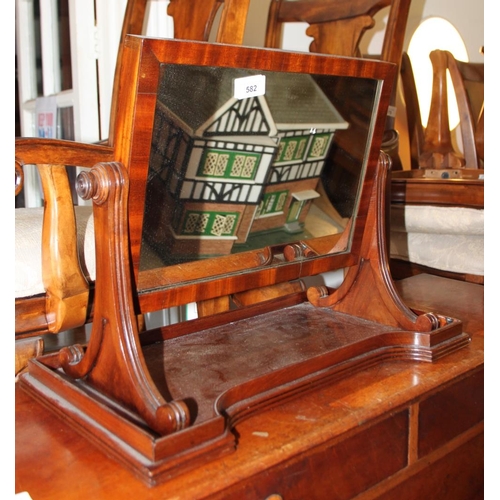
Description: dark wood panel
xmin=15 ymin=295 xmax=49 ymax=337
xmin=418 ymin=368 xmax=484 ymax=457
xmin=219 ymin=411 xmax=409 ymax=500
xmin=371 ymin=429 xmax=484 ymax=500
xmin=391 ymin=170 xmax=484 ymax=208
xmin=391 ymin=178 xmax=484 ymax=208
xmin=390 ymin=259 xmax=484 ymax=286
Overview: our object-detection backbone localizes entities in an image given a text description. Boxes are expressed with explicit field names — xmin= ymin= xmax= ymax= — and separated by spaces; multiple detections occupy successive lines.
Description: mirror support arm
xmin=307 ymin=152 xmax=453 ymax=333
xmin=58 ymin=162 xmax=190 ymax=436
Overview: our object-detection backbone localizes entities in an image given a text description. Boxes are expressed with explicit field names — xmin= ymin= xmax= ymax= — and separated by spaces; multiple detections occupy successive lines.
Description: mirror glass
xmin=140 ymin=64 xmax=379 ymax=271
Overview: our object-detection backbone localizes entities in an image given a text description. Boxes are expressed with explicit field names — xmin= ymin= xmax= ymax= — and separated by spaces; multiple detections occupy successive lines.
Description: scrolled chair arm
xmin=15 ymin=159 xmax=24 ymax=196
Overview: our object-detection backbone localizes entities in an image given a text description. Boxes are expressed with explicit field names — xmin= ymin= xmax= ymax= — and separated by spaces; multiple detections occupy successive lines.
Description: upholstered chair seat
xmin=15 ymin=206 xmax=96 ymax=299
xmin=390 ymin=205 xmax=484 ymax=277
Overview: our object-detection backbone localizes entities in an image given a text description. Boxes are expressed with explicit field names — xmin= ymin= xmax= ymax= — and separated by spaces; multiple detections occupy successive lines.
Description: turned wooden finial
xmin=283 ymin=243 xmax=317 ymax=262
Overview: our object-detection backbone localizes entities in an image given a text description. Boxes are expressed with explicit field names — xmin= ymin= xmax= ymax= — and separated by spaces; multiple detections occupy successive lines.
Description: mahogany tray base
xmin=19 ymin=302 xmax=469 ymax=486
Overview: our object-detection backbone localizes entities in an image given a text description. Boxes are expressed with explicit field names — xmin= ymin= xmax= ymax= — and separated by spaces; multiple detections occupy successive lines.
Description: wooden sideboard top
xmin=391 ymin=171 xmax=484 ymax=208
xmin=395 ymin=273 xmax=484 ymax=336
xmin=15 ymin=274 xmax=484 ymax=500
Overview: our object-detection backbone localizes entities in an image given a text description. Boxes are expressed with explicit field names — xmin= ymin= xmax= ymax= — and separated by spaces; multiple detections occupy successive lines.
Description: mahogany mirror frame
xmin=111 ymin=36 xmax=397 ymax=314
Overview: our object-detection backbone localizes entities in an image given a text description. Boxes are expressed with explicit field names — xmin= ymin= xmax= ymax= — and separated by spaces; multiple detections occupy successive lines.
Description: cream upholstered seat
xmin=15 ymin=206 xmax=96 ymax=299
xmin=389 ymin=49 xmax=484 ymax=283
xmin=390 ymin=205 xmax=484 ymax=277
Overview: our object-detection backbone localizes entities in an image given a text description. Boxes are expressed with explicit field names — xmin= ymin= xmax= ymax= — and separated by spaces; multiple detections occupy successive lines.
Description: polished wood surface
xmin=264 ymin=0 xmax=409 ymax=65
xmin=400 ymin=52 xmax=425 ymax=170
xmin=16 ymin=274 xmax=484 ymax=499
xmin=421 ymin=50 xmax=484 ymax=169
xmin=16 ymin=0 xmax=252 ymax=352
xmin=17 ymin=37 xmax=473 ymax=486
xmin=394 ymin=273 xmax=483 ymax=335
xmin=391 ymin=169 xmax=484 ymax=208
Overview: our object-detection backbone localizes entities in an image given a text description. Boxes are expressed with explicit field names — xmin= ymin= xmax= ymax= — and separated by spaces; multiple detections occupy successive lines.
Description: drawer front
xmin=222 ymin=410 xmax=409 ymax=500
xmin=418 ymin=368 xmax=484 ymax=457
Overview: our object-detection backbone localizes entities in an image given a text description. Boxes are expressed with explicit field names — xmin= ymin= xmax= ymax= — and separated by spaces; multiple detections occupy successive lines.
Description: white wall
xmin=405 ymin=0 xmax=484 ymax=62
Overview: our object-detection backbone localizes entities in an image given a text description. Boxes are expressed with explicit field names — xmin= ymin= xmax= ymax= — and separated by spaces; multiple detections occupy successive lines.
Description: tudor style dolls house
xmin=143 ymin=66 xmax=347 ymax=263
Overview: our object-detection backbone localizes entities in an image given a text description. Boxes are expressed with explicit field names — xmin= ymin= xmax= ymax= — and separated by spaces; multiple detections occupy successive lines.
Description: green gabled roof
xmin=156 ymin=65 xmax=347 ymax=132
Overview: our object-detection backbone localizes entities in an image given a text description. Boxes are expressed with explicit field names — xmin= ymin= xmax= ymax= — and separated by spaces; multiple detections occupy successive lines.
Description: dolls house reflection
xmin=143 ymin=67 xmax=348 ymax=265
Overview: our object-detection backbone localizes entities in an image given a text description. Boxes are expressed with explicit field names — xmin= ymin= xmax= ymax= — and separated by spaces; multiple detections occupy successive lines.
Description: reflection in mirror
xmin=140 ymin=65 xmax=378 ymax=270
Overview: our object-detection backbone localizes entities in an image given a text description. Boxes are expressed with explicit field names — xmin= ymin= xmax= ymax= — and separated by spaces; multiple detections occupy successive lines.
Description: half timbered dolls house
xmin=247 ymin=72 xmax=348 ymax=240
xmin=143 ymin=66 xmax=347 ymax=264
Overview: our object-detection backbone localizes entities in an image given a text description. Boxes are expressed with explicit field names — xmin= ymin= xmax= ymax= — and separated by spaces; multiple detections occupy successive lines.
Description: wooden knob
xmin=284 ymin=243 xmax=303 ymax=261
xmin=59 ymin=344 xmax=85 ymax=367
xmin=76 ymin=163 xmax=111 ymax=205
xmin=76 ymin=170 xmax=98 ymax=201
xmin=156 ymin=399 xmax=191 ymax=434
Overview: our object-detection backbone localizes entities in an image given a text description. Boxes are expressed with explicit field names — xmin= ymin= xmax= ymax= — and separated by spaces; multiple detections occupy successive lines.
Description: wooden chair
xmin=401 ymin=49 xmax=484 ymax=170
xmin=15 ymin=141 xmax=114 ymax=336
xmin=18 ymin=36 xmax=470 ymax=485
xmin=265 ymin=0 xmax=408 ymax=64
xmin=399 ymin=52 xmax=424 ymax=170
xmin=389 ymin=51 xmax=484 ymax=284
xmin=15 ymin=140 xmax=115 ymax=375
xmin=15 ymin=1 xmax=251 ymax=347
xmin=264 ymin=0 xmax=411 ymax=220
xmin=109 ymin=0 xmax=250 ymax=140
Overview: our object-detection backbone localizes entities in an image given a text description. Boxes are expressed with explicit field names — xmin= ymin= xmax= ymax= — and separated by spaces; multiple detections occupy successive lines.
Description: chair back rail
xmin=265 ymin=0 xmax=409 ymax=64
xmin=264 ymin=0 xmax=411 ymax=135
xmin=109 ymin=0 xmax=251 ymax=140
xmin=403 ymin=49 xmax=484 ymax=170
